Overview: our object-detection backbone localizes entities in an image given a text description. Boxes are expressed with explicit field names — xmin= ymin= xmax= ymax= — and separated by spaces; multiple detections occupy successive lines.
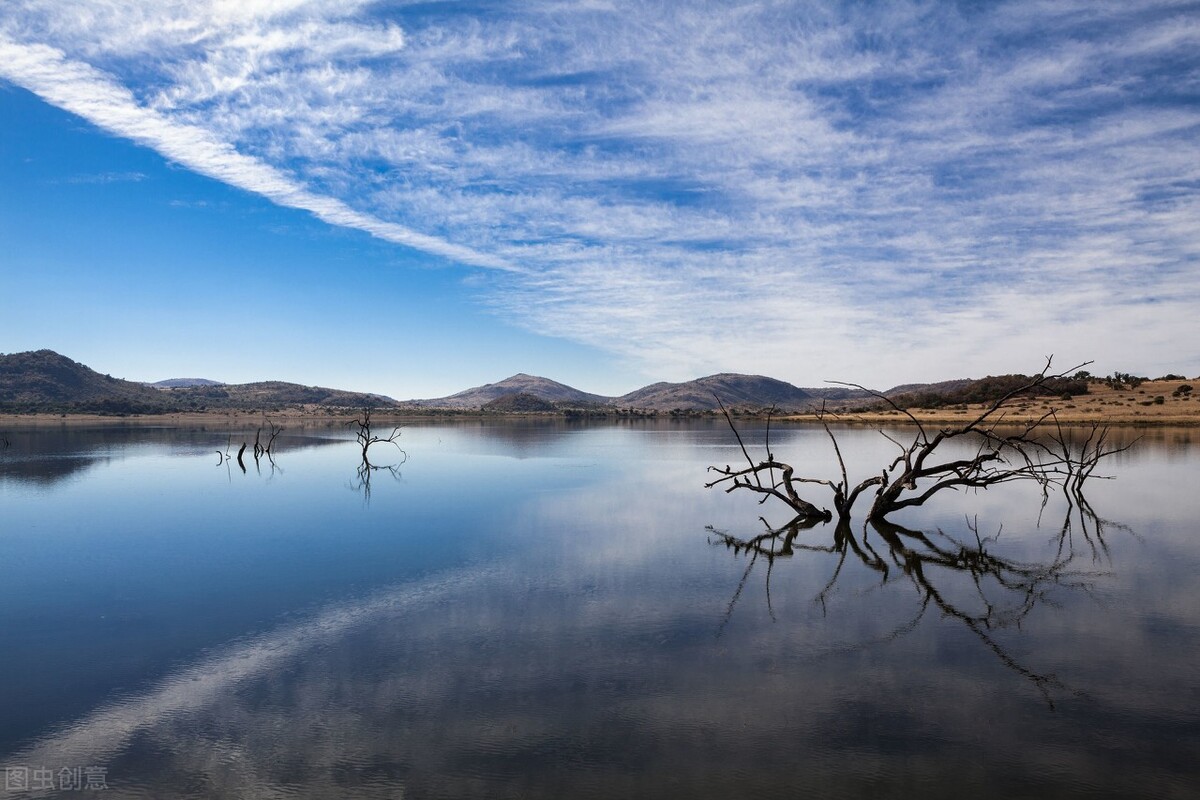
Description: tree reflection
xmin=346 ymin=411 xmax=407 ymax=502
xmin=708 ymin=507 xmax=1124 ymax=705
xmin=349 ymin=460 xmax=403 ymax=502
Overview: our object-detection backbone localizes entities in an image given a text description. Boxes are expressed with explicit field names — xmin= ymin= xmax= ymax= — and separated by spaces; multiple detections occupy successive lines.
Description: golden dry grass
xmin=791 ymin=379 xmax=1200 ymax=426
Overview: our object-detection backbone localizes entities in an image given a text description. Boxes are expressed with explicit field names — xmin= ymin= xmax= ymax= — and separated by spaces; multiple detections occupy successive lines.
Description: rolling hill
xmin=615 ymin=374 xmax=814 ymax=411
xmin=0 ymin=350 xmax=396 ymax=414
xmin=0 ymin=350 xmax=176 ymax=414
xmin=410 ymin=374 xmax=610 ymax=409
xmin=411 ymin=372 xmax=816 ymax=411
xmin=7 ymin=349 xmax=1078 ymax=417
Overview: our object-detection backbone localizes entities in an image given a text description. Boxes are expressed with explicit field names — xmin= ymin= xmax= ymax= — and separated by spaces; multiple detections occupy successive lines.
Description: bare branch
xmin=710 ymin=358 xmax=1126 ymax=523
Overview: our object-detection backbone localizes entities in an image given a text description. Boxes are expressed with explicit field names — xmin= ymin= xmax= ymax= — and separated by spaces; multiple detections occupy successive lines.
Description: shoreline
xmin=3 ymin=378 xmax=1197 ymax=428
xmin=2 ymin=409 xmax=1198 ymax=428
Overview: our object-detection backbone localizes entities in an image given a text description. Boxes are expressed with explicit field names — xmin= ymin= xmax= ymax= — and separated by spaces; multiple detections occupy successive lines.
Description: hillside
xmin=412 ymin=372 xmax=817 ymax=412
xmin=885 ymin=374 xmax=1089 ymax=409
xmin=0 ymin=350 xmax=396 ymax=414
xmin=411 ymin=374 xmax=610 ymax=409
xmin=0 ymin=350 xmax=179 ymax=414
xmin=616 ymin=374 xmax=813 ymax=411
xmin=481 ymin=392 xmax=558 ymax=412
xmin=218 ymin=381 xmax=396 ymax=407
xmin=827 ymin=377 xmax=1198 ymax=425
xmin=7 ymin=349 xmax=1190 ymax=421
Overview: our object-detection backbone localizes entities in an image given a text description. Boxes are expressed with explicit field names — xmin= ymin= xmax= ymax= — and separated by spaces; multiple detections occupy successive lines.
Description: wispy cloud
xmin=0 ymin=25 xmax=509 ymax=271
xmin=2 ymin=0 xmax=1197 ymax=382
xmin=55 ymin=170 xmax=147 ymax=184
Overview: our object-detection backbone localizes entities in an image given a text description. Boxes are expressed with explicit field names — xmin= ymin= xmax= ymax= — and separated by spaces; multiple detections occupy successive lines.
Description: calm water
xmin=0 ymin=420 xmax=1197 ymax=798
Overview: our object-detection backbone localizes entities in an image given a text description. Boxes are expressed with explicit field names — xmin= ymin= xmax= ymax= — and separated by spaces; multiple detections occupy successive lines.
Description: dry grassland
xmin=801 ymin=379 xmax=1200 ymax=426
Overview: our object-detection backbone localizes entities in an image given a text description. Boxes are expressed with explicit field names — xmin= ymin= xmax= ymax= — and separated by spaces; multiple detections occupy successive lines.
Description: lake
xmin=1 ymin=419 xmax=1197 ymax=798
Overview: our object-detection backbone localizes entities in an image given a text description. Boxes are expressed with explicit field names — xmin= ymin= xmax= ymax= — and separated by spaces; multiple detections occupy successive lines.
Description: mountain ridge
xmin=0 ymin=350 xmax=397 ymax=414
xmin=3 ymin=349 xmax=1007 ymax=416
xmin=407 ymin=371 xmax=822 ymax=411
xmin=412 ymin=373 xmax=610 ymax=409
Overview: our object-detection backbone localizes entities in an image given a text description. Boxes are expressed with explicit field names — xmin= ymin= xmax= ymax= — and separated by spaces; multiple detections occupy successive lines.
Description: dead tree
xmin=253 ymin=419 xmax=283 ymax=462
xmin=707 ymin=399 xmax=833 ymax=521
xmin=347 ymin=409 xmax=406 ymax=501
xmin=707 ymin=358 xmax=1132 ymax=523
xmin=347 ymin=409 xmax=406 ymax=467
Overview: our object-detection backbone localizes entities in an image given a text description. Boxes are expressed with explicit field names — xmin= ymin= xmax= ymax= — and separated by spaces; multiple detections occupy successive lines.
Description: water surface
xmin=1 ymin=420 xmax=1197 ymax=798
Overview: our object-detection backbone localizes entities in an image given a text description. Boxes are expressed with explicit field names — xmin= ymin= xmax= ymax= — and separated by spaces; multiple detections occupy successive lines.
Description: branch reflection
xmin=708 ymin=506 xmax=1125 ymax=705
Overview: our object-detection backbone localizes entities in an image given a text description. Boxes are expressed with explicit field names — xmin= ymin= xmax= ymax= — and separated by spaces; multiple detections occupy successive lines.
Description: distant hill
xmin=887 ymin=374 xmax=1089 ymax=408
xmin=413 ymin=372 xmax=815 ymax=412
xmin=411 ymin=374 xmax=610 ymax=409
xmin=148 ymin=378 xmax=224 ymax=388
xmin=481 ymin=392 xmax=558 ymax=412
xmin=223 ymin=381 xmax=397 ymax=407
xmin=882 ymin=379 xmax=973 ymax=397
xmin=0 ymin=350 xmax=396 ymax=414
xmin=616 ymin=374 xmax=813 ymax=411
xmin=0 ymin=350 xmax=179 ymax=414
xmin=0 ymin=348 xmax=1096 ymax=418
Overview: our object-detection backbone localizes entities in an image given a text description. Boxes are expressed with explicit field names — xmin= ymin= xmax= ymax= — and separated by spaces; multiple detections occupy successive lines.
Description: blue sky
xmin=2 ymin=1 xmax=1198 ymax=399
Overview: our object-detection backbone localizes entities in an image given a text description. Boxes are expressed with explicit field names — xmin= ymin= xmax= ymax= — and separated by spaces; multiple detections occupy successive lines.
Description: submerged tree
xmin=706 ymin=358 xmax=1131 ymax=523
xmin=347 ymin=409 xmax=406 ymax=501
xmin=348 ymin=409 xmax=405 ymax=465
xmin=214 ymin=418 xmax=284 ymax=475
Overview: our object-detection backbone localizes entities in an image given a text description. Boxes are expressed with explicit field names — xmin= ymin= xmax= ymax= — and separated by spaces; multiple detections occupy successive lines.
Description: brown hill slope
xmin=0 ymin=350 xmax=395 ymax=414
xmin=616 ymin=374 xmax=813 ymax=411
xmin=0 ymin=350 xmax=176 ymax=414
xmin=411 ymin=374 xmax=610 ymax=409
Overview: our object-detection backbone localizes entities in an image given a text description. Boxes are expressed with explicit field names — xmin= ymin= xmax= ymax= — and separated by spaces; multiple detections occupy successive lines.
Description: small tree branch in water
xmin=707 ymin=396 xmax=833 ymax=521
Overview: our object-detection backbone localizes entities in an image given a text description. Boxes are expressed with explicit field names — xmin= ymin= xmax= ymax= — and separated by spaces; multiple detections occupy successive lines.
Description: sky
xmin=1 ymin=1 xmax=1198 ymax=399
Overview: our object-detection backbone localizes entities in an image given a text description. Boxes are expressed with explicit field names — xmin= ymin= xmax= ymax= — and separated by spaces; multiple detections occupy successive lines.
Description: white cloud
xmin=0 ymin=34 xmax=511 ymax=270
xmin=2 ymin=0 xmax=1197 ymax=384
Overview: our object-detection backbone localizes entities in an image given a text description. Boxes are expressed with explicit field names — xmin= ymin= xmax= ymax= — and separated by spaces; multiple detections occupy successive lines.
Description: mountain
xmin=3 ymin=349 xmax=1070 ymax=417
xmin=0 ymin=350 xmax=396 ymax=414
xmin=221 ymin=381 xmax=396 ymax=407
xmin=481 ymin=392 xmax=558 ymax=412
xmin=615 ymin=374 xmax=813 ymax=411
xmin=0 ymin=350 xmax=178 ymax=414
xmin=149 ymin=378 xmax=224 ymax=388
xmin=410 ymin=374 xmax=610 ymax=409
xmin=882 ymin=379 xmax=973 ymax=397
xmin=414 ymin=372 xmax=817 ymax=412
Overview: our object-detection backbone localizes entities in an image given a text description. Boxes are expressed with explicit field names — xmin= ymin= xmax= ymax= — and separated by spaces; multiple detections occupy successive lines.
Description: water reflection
xmin=4 ymin=569 xmax=492 ymax=799
xmin=0 ymin=423 xmax=342 ymax=486
xmin=709 ymin=506 xmax=1125 ymax=704
xmin=0 ymin=422 xmax=1196 ymax=798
